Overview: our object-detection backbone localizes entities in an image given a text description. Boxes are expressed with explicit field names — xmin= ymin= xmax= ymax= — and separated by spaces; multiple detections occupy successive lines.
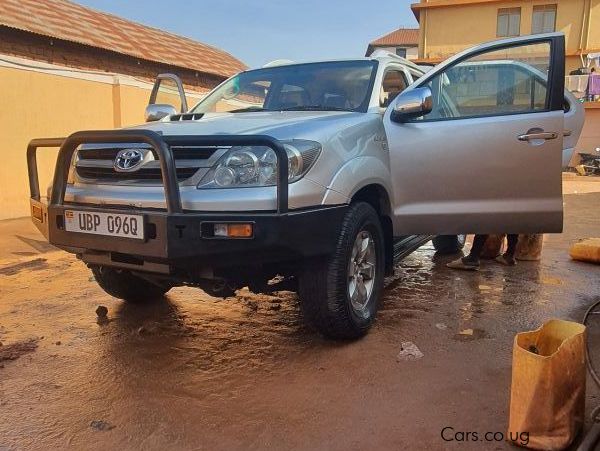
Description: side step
xmin=392 ymin=235 xmax=434 ymax=264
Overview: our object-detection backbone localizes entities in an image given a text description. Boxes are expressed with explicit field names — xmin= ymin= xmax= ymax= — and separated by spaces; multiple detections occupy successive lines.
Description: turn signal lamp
xmin=213 ymin=223 xmax=253 ymax=238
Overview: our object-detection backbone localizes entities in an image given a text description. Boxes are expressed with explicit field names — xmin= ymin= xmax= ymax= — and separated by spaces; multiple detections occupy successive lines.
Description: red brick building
xmin=0 ymin=0 xmax=246 ymax=91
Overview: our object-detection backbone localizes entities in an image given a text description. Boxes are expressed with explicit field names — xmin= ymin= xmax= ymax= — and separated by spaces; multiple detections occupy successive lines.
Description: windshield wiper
xmin=229 ymin=106 xmax=267 ymax=113
xmin=280 ymin=105 xmax=350 ymax=112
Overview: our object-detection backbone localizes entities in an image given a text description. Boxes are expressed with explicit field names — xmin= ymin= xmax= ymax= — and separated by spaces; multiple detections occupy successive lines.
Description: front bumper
xmin=30 ymin=200 xmax=347 ymax=269
xmin=27 ymin=131 xmax=347 ymax=274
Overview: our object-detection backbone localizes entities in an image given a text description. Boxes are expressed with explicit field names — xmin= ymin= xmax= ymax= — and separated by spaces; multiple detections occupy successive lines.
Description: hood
xmin=127 ymin=111 xmax=372 ymax=142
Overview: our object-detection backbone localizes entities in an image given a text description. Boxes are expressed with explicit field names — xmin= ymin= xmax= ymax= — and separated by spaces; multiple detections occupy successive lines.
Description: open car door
xmin=145 ymin=73 xmax=188 ymax=122
xmin=384 ymin=33 xmax=566 ymax=235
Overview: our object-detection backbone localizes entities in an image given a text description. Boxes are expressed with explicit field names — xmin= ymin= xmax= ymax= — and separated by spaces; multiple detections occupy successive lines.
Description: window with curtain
xmin=497 ymin=8 xmax=521 ymax=37
xmin=532 ymin=5 xmax=557 ymax=34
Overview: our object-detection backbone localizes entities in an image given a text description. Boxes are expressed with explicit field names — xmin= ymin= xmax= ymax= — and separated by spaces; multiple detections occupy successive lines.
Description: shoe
xmin=495 ymin=255 xmax=517 ymax=266
xmin=446 ymin=258 xmax=480 ymax=271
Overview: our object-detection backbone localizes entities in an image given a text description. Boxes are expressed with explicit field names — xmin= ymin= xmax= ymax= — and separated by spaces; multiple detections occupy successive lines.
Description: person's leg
xmin=496 ymin=234 xmax=518 ymax=266
xmin=447 ymin=234 xmax=488 ymax=270
xmin=505 ymin=234 xmax=518 ymax=257
xmin=464 ymin=234 xmax=488 ymax=264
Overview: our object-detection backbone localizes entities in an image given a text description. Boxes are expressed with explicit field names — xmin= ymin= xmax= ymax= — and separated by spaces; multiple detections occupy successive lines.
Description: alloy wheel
xmin=348 ymin=230 xmax=377 ymax=317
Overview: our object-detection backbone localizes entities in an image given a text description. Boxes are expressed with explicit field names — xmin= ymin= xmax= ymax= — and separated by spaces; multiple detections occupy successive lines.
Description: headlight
xmin=197 ymin=140 xmax=321 ymax=189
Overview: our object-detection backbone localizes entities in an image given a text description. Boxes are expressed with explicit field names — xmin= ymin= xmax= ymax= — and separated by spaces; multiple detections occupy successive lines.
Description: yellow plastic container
xmin=569 ymin=238 xmax=600 ymax=264
xmin=508 ymin=319 xmax=586 ymax=450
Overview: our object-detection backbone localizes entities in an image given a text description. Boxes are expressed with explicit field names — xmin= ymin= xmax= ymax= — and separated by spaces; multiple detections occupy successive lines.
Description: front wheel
xmin=91 ymin=266 xmax=171 ymax=303
xmin=432 ymin=234 xmax=466 ymax=254
xmin=298 ymin=202 xmax=385 ymax=339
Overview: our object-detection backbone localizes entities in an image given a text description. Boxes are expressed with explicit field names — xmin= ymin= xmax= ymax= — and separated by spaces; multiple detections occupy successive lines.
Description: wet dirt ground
xmin=1 ymin=179 xmax=600 ymax=451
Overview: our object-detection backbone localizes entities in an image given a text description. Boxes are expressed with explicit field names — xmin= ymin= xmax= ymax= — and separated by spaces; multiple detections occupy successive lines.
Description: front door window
xmin=418 ymin=42 xmax=551 ymax=120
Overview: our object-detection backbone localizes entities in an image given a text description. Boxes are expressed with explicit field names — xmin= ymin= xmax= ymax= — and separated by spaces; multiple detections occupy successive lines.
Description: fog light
xmin=214 ymin=223 xmax=253 ymax=238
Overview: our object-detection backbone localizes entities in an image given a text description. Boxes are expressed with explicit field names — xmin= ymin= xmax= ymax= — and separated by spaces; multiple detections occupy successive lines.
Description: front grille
xmin=76 ymin=166 xmax=200 ymax=181
xmin=75 ymin=145 xmax=220 ymax=183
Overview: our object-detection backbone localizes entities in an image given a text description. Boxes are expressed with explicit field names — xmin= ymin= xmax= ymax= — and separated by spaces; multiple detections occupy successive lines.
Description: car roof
xmin=254 ymin=51 xmax=425 ymax=75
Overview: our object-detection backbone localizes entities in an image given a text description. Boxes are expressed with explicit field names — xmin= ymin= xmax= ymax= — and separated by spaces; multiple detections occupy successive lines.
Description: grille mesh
xmin=75 ymin=146 xmax=218 ymax=183
xmin=76 ymin=166 xmax=200 ymax=181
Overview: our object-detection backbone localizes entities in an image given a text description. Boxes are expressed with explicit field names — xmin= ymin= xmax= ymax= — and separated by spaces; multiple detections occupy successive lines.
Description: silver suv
xmin=27 ymin=33 xmax=583 ymax=339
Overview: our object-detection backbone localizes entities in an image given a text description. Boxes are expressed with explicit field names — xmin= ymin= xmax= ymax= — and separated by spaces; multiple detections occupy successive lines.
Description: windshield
xmin=191 ymin=60 xmax=378 ymax=114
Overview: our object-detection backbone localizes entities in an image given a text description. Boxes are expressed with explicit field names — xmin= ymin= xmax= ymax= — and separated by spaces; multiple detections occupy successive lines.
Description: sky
xmin=76 ymin=0 xmax=418 ymax=68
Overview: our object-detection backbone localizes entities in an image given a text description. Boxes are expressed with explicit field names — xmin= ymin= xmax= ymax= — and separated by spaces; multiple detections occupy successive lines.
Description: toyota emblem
xmin=114 ymin=148 xmax=146 ymax=172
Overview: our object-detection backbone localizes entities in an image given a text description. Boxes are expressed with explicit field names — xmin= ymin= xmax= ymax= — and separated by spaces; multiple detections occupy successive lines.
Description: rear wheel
xmin=298 ymin=202 xmax=385 ymax=339
xmin=91 ymin=266 xmax=171 ymax=303
xmin=432 ymin=234 xmax=466 ymax=254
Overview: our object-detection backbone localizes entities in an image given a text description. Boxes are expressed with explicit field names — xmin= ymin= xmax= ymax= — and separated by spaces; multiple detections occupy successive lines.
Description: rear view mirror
xmin=391 ymin=87 xmax=433 ymax=123
xmin=145 ymin=103 xmax=177 ymax=122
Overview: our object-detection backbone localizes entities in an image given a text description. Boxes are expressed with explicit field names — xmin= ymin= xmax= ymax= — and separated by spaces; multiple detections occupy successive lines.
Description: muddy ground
xmin=1 ymin=178 xmax=600 ymax=451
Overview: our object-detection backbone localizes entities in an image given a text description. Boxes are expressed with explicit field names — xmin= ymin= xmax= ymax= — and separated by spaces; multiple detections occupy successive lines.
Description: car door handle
xmin=517 ymin=131 xmax=558 ymax=142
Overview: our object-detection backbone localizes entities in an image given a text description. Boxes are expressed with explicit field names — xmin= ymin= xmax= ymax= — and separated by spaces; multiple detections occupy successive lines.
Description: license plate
xmin=64 ymin=210 xmax=144 ymax=240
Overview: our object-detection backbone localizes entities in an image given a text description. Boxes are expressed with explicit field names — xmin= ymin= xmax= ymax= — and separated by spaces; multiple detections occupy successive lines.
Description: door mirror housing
xmin=390 ymin=87 xmax=433 ymax=123
xmin=145 ymin=103 xmax=177 ymax=122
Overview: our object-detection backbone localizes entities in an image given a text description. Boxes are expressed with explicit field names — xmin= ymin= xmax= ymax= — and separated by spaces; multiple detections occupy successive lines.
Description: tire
xmin=298 ymin=202 xmax=385 ymax=339
xmin=91 ymin=266 xmax=171 ymax=303
xmin=432 ymin=234 xmax=467 ymax=254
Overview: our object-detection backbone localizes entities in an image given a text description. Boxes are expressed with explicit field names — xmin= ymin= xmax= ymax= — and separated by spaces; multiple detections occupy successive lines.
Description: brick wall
xmin=0 ymin=26 xmax=225 ymax=92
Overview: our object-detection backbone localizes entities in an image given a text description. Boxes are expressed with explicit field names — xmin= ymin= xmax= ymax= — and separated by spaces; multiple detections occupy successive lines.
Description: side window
xmin=421 ymin=41 xmax=551 ymax=120
xmin=380 ymin=70 xmax=409 ymax=107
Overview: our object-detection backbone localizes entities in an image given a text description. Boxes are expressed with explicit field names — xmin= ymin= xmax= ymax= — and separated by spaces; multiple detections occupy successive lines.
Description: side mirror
xmin=145 ymin=103 xmax=177 ymax=122
xmin=390 ymin=87 xmax=433 ymax=123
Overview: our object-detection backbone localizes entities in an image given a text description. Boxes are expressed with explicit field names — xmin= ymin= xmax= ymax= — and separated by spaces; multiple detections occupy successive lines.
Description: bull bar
xmin=28 ymin=130 xmax=289 ymax=215
xmin=25 ymin=130 xmax=347 ymax=271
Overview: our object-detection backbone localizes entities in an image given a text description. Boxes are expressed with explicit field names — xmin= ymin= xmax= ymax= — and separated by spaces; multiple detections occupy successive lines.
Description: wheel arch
xmin=351 ymin=184 xmax=394 ymax=275
xmin=321 ymin=156 xmax=394 ymax=207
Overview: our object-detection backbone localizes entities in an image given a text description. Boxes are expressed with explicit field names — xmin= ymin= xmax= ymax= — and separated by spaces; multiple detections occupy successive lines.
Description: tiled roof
xmin=370 ymin=28 xmax=419 ymax=46
xmin=0 ymin=0 xmax=246 ymax=78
